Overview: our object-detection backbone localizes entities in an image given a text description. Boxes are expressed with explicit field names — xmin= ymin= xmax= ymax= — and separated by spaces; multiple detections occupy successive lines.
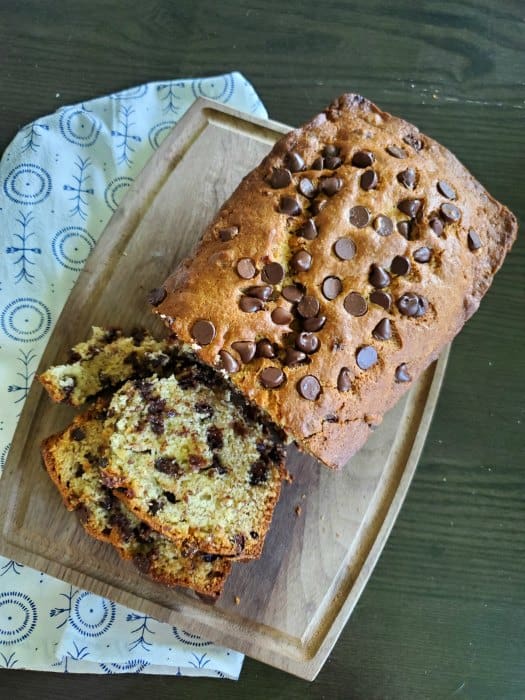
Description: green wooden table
xmin=1 ymin=2 xmax=523 ymax=698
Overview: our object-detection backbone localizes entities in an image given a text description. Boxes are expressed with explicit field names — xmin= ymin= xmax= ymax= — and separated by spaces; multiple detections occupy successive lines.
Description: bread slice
xmin=38 ymin=326 xmax=173 ymax=406
xmin=154 ymin=93 xmax=517 ymax=469
xmin=101 ymin=366 xmax=286 ymax=558
xmin=41 ymin=400 xmax=232 ymax=598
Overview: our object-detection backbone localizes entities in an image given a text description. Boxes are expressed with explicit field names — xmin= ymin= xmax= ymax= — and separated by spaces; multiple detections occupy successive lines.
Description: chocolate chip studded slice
xmin=284 ymin=348 xmax=307 ymax=366
xmin=369 ymin=264 xmax=391 ymax=288
xmin=285 ymin=151 xmax=305 ymax=172
xmin=391 ymin=255 xmax=411 ymax=276
xmin=370 ymin=290 xmax=392 ymax=311
xmin=244 ymin=285 xmax=272 ymax=301
xmin=218 ymin=226 xmax=239 ymax=242
xmin=270 ymin=168 xmax=292 ymax=188
xmin=239 ymin=296 xmax=264 ymax=313
xmin=236 ymin=258 xmax=257 ymax=279
xmin=279 ymin=196 xmax=301 ymax=216
xmin=337 ymin=367 xmax=352 ymax=392
xmin=356 ymin=346 xmax=378 ymax=370
xmin=440 ymin=202 xmax=461 ymax=222
xmin=373 ymin=215 xmax=393 ymax=237
xmin=297 ymin=295 xmax=320 ymax=318
xmin=386 ymin=145 xmax=407 ymax=159
xmin=262 ymin=262 xmax=285 ymax=285
xmin=372 ymin=318 xmax=392 ymax=341
xmin=320 ymin=176 xmax=343 ymax=196
xmin=219 ymin=350 xmax=239 ymax=373
xmin=334 ymin=237 xmax=356 ymax=260
xmin=429 ymin=217 xmax=444 ymax=236
xmin=295 ymin=332 xmax=320 ymax=354
xmin=191 ymin=320 xmax=215 ymax=345
xmin=351 ymin=150 xmax=374 ymax=168
xmin=147 ymin=287 xmax=167 ymax=306
xmin=231 ymin=341 xmax=256 ymax=364
xmin=344 ymin=292 xmax=367 ymax=316
xmin=260 ymin=367 xmax=285 ymax=388
xmin=360 ymin=170 xmax=378 ymax=191
xmin=413 ymin=246 xmax=432 ymax=263
xmin=303 ymin=315 xmax=326 ymax=331
xmin=322 ymin=276 xmax=342 ymax=300
xmin=290 ymin=250 xmax=312 ymax=272
xmin=395 ymin=363 xmax=412 ymax=382
xmin=298 ymin=178 xmax=317 ymax=199
xmin=397 ymin=168 xmax=416 ymax=189
xmin=398 ymin=198 xmax=422 ymax=218
xmin=271 ymin=307 xmax=293 ymax=325
xmin=255 ymin=339 xmax=275 ymax=359
xmin=349 ymin=205 xmax=370 ymax=228
xmin=297 ymin=375 xmax=321 ymax=401
xmin=467 ymin=229 xmax=482 ymax=251
xmin=297 ymin=219 xmax=318 ymax=240
xmin=437 ymin=180 xmax=456 ymax=200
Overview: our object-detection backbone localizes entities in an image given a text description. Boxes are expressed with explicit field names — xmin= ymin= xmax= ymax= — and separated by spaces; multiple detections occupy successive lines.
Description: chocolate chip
xmin=297 ymin=295 xmax=320 ymax=318
xmin=403 ymin=134 xmax=423 ymax=152
xmin=391 ymin=255 xmax=411 ymax=276
xmin=255 ymin=339 xmax=275 ymax=359
xmin=70 ymin=427 xmax=85 ymax=441
xmin=303 ymin=315 xmax=326 ymax=331
xmin=163 ymin=490 xmax=177 ymax=504
xmin=191 ymin=319 xmax=215 ymax=345
xmin=344 ymin=292 xmax=367 ymax=316
xmin=219 ymin=350 xmax=239 ymax=373
xmin=270 ymin=168 xmax=292 ymax=188
xmin=323 ymin=144 xmax=340 ymax=157
xmin=262 ymin=262 xmax=285 ymax=285
xmin=325 ymin=155 xmax=342 ymax=169
xmin=352 ymin=150 xmax=374 ymax=168
xmin=250 ymin=530 xmax=259 ymax=539
xmin=218 ymin=226 xmax=239 ymax=241
xmin=297 ymin=219 xmax=318 ymax=240
xmin=349 ymin=205 xmax=370 ymax=228
xmin=279 ymin=196 xmax=301 ymax=216
xmin=467 ymin=230 xmax=482 ymax=251
xmin=395 ymin=363 xmax=412 ymax=382
xmin=250 ymin=460 xmax=269 ymax=486
xmin=311 ymin=156 xmax=324 ymax=170
xmin=244 ymin=285 xmax=272 ymax=301
xmin=155 ymin=457 xmax=181 ymax=476
xmin=298 ymin=178 xmax=317 ymax=199
xmin=148 ymin=499 xmax=162 ymax=515
xmin=372 ymin=318 xmax=392 ymax=340
xmin=147 ymin=287 xmax=166 ymax=306
xmin=386 ymin=145 xmax=407 ymax=159
xmin=397 ymin=168 xmax=416 ymax=189
xmin=260 ymin=367 xmax=285 ymax=388
xmin=320 ymin=176 xmax=343 ymax=196
xmin=337 ymin=367 xmax=352 ymax=392
xmin=370 ymin=290 xmax=392 ymax=311
xmin=397 ymin=220 xmax=415 ymax=240
xmin=429 ymin=217 xmax=444 ymax=236
xmin=398 ymin=198 xmax=422 ymax=218
xmin=373 ymin=215 xmax=394 ymax=237
xmin=369 ymin=264 xmax=391 ymax=288
xmin=231 ymin=341 xmax=256 ymax=363
xmin=282 ymin=285 xmax=304 ymax=303
xmin=207 ymin=426 xmax=224 ymax=451
xmin=397 ymin=293 xmax=428 ymax=317
xmin=271 ymin=307 xmax=293 ymax=325
xmin=437 ymin=180 xmax=456 ymax=200
xmin=285 ymin=151 xmax=305 ymax=172
xmin=236 ymin=257 xmax=256 ymax=279
xmin=356 ymin=345 xmax=378 ymax=370
xmin=334 ymin=237 xmax=356 ymax=260
xmin=310 ymin=198 xmax=328 ymax=215
xmin=413 ymin=247 xmax=432 ymax=263
xmin=284 ymin=348 xmax=307 ymax=366
xmin=322 ymin=276 xmax=342 ymax=300
xmin=195 ymin=402 xmax=214 ymax=418
xmin=239 ymin=296 xmax=264 ymax=313
xmin=440 ymin=202 xmax=461 ymax=222
xmin=296 ymin=332 xmax=320 ymax=354
xmin=297 ymin=375 xmax=321 ymax=401
xmin=290 ymin=250 xmax=312 ymax=272
xmin=360 ymin=170 xmax=378 ymax=191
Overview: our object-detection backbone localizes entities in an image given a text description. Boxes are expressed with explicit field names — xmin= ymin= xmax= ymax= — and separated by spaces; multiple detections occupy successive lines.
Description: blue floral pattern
xmin=0 ymin=71 xmax=265 ymax=678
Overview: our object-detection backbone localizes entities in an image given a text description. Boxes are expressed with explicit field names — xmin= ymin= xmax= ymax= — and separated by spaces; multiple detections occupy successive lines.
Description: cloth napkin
xmin=0 ymin=72 xmax=268 ymax=678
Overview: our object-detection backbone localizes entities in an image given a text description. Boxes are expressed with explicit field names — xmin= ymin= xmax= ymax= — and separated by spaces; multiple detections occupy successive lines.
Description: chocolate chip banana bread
xmin=101 ymin=369 xmax=285 ymax=558
xmin=153 ymin=93 xmax=517 ymax=469
xmin=41 ymin=401 xmax=232 ymax=598
xmin=39 ymin=326 xmax=173 ymax=406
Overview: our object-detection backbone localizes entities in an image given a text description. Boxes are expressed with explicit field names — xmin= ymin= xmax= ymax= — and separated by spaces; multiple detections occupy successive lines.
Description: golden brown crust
xmin=155 ymin=93 xmax=517 ymax=469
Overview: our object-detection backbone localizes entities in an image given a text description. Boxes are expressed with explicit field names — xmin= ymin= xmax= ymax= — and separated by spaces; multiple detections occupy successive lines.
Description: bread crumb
xmin=294 ymin=505 xmax=302 ymax=517
xmin=234 ymin=595 xmax=241 ymax=605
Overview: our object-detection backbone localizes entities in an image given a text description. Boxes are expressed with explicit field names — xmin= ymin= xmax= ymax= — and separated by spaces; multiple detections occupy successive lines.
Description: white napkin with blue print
xmin=0 ymin=72 xmax=268 ymax=678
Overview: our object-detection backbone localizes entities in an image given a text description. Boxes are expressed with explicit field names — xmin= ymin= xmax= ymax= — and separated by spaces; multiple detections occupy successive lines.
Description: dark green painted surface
xmin=1 ymin=2 xmax=523 ymax=698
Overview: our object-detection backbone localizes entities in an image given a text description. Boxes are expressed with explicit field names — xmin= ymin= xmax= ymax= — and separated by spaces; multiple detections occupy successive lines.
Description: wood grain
xmin=0 ymin=0 xmax=524 ymax=697
xmin=0 ymin=100 xmax=448 ymax=680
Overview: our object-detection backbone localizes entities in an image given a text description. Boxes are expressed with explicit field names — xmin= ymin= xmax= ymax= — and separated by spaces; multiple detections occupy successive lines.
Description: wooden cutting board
xmin=0 ymin=99 xmax=449 ymax=680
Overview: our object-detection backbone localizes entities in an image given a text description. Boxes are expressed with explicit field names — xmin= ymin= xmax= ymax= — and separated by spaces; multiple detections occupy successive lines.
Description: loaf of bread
xmin=101 ymin=369 xmax=285 ymax=558
xmin=41 ymin=400 xmax=232 ymax=598
xmin=153 ymin=93 xmax=517 ymax=469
